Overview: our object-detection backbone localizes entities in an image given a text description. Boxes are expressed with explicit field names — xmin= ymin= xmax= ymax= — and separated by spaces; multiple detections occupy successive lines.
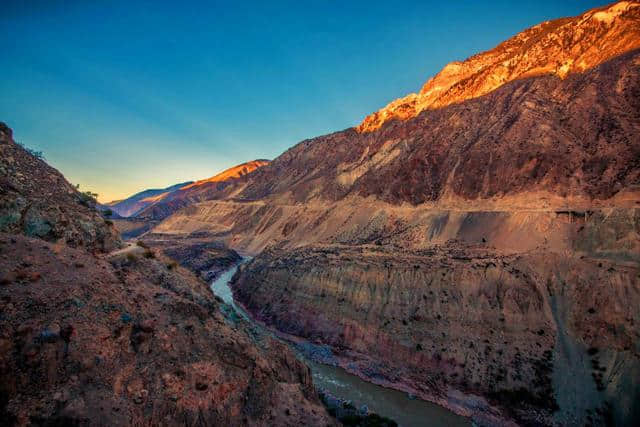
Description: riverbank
xmin=211 ymin=259 xmax=471 ymax=427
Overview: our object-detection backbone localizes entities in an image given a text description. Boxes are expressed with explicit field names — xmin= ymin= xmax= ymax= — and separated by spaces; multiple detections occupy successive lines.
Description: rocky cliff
xmin=233 ymin=210 xmax=640 ymax=425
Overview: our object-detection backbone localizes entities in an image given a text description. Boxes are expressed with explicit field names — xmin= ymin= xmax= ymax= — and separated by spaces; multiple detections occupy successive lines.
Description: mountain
xmin=134 ymin=159 xmax=269 ymax=220
xmin=105 ymin=181 xmax=193 ymax=217
xmin=0 ymin=123 xmax=333 ymax=425
xmin=108 ymin=160 xmax=269 ymax=220
xmin=230 ymin=1 xmax=640 ymax=208
xmin=358 ymin=0 xmax=640 ymax=132
xmin=151 ymin=2 xmax=640 ymax=426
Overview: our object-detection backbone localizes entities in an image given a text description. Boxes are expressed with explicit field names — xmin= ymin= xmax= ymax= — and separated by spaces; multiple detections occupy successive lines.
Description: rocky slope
xmin=0 ymin=123 xmax=333 ymax=426
xmin=234 ymin=48 xmax=639 ymax=207
xmin=139 ymin=232 xmax=243 ymax=282
xmin=0 ymin=123 xmax=120 ymax=252
xmin=135 ymin=160 xmax=269 ymax=221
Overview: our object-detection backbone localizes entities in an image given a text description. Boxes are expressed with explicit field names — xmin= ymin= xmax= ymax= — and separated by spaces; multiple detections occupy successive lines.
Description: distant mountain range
xmin=104 ymin=181 xmax=193 ymax=217
xmin=106 ymin=159 xmax=269 ymax=218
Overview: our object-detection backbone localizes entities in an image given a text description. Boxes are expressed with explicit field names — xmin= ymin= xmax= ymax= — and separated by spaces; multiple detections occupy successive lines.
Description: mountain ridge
xmin=233 ymin=48 xmax=640 ymax=208
xmin=134 ymin=159 xmax=270 ymax=220
xmin=357 ymin=0 xmax=640 ymax=132
xmin=108 ymin=159 xmax=270 ymax=219
xmin=106 ymin=181 xmax=193 ymax=217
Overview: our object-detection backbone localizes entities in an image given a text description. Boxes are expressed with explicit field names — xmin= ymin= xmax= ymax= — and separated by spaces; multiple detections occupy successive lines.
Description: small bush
xmin=166 ymin=261 xmax=178 ymax=270
xmin=104 ymin=219 xmax=113 ymax=226
xmin=136 ymin=240 xmax=149 ymax=249
xmin=78 ymin=191 xmax=98 ymax=207
xmin=17 ymin=142 xmax=45 ymax=159
xmin=126 ymin=253 xmax=137 ymax=263
xmin=143 ymin=249 xmax=155 ymax=259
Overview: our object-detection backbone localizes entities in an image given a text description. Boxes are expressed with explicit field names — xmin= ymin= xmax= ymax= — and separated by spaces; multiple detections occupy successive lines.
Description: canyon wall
xmin=232 ymin=208 xmax=640 ymax=425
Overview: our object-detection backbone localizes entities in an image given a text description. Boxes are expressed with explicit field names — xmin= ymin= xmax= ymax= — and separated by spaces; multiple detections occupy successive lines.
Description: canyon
xmin=2 ymin=1 xmax=640 ymax=426
xmin=145 ymin=2 xmax=640 ymax=426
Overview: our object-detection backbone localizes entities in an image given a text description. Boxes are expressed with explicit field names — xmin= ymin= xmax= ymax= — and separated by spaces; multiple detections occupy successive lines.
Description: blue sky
xmin=0 ymin=0 xmax=604 ymax=202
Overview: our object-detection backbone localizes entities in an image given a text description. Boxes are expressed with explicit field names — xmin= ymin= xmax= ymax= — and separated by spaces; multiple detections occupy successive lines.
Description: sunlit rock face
xmin=236 ymin=49 xmax=640 ymax=208
xmin=357 ymin=1 xmax=640 ymax=132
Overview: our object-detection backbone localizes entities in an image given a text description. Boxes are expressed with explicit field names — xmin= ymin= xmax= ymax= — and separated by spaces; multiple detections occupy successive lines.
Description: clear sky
xmin=0 ymin=0 xmax=605 ymax=202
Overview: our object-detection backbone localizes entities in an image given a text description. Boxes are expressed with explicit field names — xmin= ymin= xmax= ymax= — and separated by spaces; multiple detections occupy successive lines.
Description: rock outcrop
xmin=0 ymin=123 xmax=121 ymax=252
xmin=140 ymin=233 xmax=243 ymax=281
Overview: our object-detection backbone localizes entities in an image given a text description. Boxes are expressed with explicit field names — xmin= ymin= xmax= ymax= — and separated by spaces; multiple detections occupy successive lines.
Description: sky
xmin=0 ymin=0 xmax=605 ymax=202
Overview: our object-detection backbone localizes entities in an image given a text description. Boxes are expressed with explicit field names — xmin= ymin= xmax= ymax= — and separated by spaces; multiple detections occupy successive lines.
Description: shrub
xmin=126 ymin=253 xmax=137 ymax=263
xmin=143 ymin=249 xmax=155 ymax=259
xmin=136 ymin=240 xmax=149 ymax=249
xmin=17 ymin=142 xmax=45 ymax=159
xmin=78 ymin=191 xmax=98 ymax=207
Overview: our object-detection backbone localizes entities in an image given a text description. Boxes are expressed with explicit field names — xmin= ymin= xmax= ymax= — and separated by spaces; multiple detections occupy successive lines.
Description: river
xmin=210 ymin=260 xmax=470 ymax=427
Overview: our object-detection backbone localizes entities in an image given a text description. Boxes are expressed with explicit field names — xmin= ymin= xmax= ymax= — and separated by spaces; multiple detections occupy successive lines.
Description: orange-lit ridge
xmin=180 ymin=159 xmax=270 ymax=191
xmin=357 ymin=1 xmax=640 ymax=133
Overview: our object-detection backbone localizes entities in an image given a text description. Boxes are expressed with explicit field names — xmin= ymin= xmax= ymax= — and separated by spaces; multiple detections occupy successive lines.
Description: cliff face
xmin=357 ymin=1 xmax=640 ymax=132
xmin=233 ymin=214 xmax=640 ymax=425
xmin=0 ymin=124 xmax=333 ymax=426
